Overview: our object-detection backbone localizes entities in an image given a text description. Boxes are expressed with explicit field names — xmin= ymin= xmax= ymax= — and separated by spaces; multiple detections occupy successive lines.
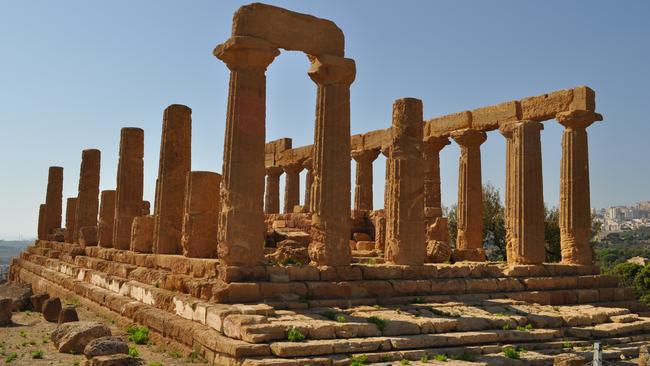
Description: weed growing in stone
xmin=127 ymin=325 xmax=150 ymax=345
xmin=349 ymin=354 xmax=368 ymax=366
xmin=503 ymin=346 xmax=521 ymax=359
xmin=31 ymin=350 xmax=44 ymax=359
xmin=367 ymin=316 xmax=386 ymax=331
xmin=128 ymin=346 xmax=139 ymax=357
xmin=433 ymin=354 xmax=447 ymax=361
xmin=287 ymin=327 xmax=306 ymax=342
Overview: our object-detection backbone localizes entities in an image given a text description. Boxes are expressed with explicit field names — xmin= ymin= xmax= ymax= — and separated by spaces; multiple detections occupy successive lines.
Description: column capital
xmin=265 ymin=166 xmax=283 ymax=176
xmin=302 ymin=158 xmax=313 ymax=170
xmin=281 ymin=162 xmax=303 ymax=174
xmin=351 ymin=148 xmax=380 ymax=163
xmin=308 ymin=54 xmax=356 ymax=86
xmin=556 ymin=110 xmax=603 ymax=130
xmin=422 ymin=136 xmax=450 ymax=155
xmin=499 ymin=120 xmax=544 ymax=138
xmin=214 ymin=36 xmax=279 ymax=71
xmin=451 ymin=129 xmax=487 ymax=147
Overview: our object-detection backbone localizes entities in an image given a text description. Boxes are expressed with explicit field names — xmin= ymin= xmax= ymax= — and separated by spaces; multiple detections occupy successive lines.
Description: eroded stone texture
xmin=79 ymin=226 xmax=98 ymax=247
xmin=141 ymin=201 xmax=150 ymax=216
xmin=113 ymin=128 xmax=144 ymax=250
xmin=308 ymin=54 xmax=355 ymax=266
xmin=373 ymin=211 xmax=386 ymax=251
xmin=37 ymin=204 xmax=47 ymax=240
xmin=422 ymin=136 xmax=450 ymax=224
xmin=153 ymin=104 xmax=192 ymax=255
xmin=500 ymin=120 xmax=545 ymax=264
xmin=73 ymin=149 xmax=101 ymax=244
xmin=214 ymin=36 xmax=279 ymax=266
xmin=282 ymin=162 xmax=302 ymax=214
xmin=556 ymin=110 xmax=602 ymax=265
xmin=451 ymin=129 xmax=487 ymax=261
xmin=302 ymin=158 xmax=313 ymax=211
xmin=182 ymin=171 xmax=221 ymax=258
xmin=385 ymin=98 xmax=425 ymax=265
xmin=64 ymin=198 xmax=78 ymax=243
xmin=44 ymin=166 xmax=64 ymax=239
xmin=264 ymin=166 xmax=283 ymax=214
xmin=351 ymin=149 xmax=379 ymax=211
xmin=97 ymin=190 xmax=116 ymax=248
xmin=130 ymin=215 xmax=155 ymax=253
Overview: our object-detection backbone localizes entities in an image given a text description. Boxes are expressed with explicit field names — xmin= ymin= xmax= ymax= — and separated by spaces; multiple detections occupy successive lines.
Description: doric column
xmin=182 ymin=171 xmax=222 ymax=258
xmin=214 ymin=36 xmax=279 ymax=266
xmin=130 ymin=216 xmax=154 ymax=253
xmin=421 ymin=136 xmax=450 ymax=224
xmin=153 ymin=104 xmax=192 ymax=254
xmin=385 ymin=98 xmax=426 ymax=265
xmin=113 ymin=128 xmax=144 ymax=250
xmin=451 ymin=129 xmax=487 ymax=261
xmin=302 ymin=158 xmax=313 ymax=212
xmin=500 ymin=120 xmax=545 ymax=264
xmin=64 ymin=198 xmax=78 ymax=243
xmin=381 ymin=146 xmax=390 ymax=211
xmin=264 ymin=166 xmax=282 ymax=214
xmin=37 ymin=204 xmax=47 ymax=240
xmin=282 ymin=162 xmax=302 ymax=213
xmin=44 ymin=166 xmax=63 ymax=238
xmin=73 ymin=149 xmax=101 ymax=244
xmin=556 ymin=110 xmax=602 ymax=265
xmin=352 ymin=149 xmax=380 ymax=211
xmin=97 ymin=190 xmax=116 ymax=248
xmin=307 ymin=54 xmax=356 ymax=266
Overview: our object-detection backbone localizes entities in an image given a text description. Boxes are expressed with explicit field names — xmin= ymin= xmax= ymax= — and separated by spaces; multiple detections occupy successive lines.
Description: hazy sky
xmin=1 ymin=0 xmax=648 ymax=239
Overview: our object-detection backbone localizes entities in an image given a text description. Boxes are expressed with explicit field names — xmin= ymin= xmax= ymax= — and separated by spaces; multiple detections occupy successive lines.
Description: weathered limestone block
xmin=556 ymin=110 xmax=602 ymax=265
xmin=426 ymin=240 xmax=452 ymax=263
xmin=264 ymin=166 xmax=283 ymax=214
xmin=37 ymin=203 xmax=47 ymax=240
xmin=84 ymin=336 xmax=129 ymax=359
xmin=73 ymin=149 xmax=101 ymax=244
xmin=282 ymin=162 xmax=302 ymax=214
xmin=50 ymin=321 xmax=112 ymax=354
xmin=130 ymin=215 xmax=155 ymax=253
xmin=373 ymin=211 xmax=386 ymax=251
xmin=64 ymin=198 xmax=78 ymax=243
xmin=42 ymin=297 xmax=62 ymax=322
xmin=471 ymin=100 xmax=521 ymax=131
xmin=500 ymin=120 xmax=545 ymax=264
xmin=58 ymin=306 xmax=79 ymax=324
xmin=422 ymin=136 xmax=450 ymax=223
xmin=426 ymin=217 xmax=449 ymax=242
xmin=352 ymin=149 xmax=380 ymax=211
xmin=385 ymin=98 xmax=425 ymax=265
xmin=97 ymin=190 xmax=116 ymax=248
xmin=79 ymin=226 xmax=98 ymax=247
xmin=44 ymin=166 xmax=64 ymax=238
xmin=113 ymin=128 xmax=144 ymax=250
xmin=0 ymin=298 xmax=11 ymax=325
xmin=308 ymin=54 xmax=355 ymax=266
xmin=182 ymin=171 xmax=221 ymax=258
xmin=214 ymin=36 xmax=279 ymax=266
xmin=451 ymin=129 xmax=487 ymax=262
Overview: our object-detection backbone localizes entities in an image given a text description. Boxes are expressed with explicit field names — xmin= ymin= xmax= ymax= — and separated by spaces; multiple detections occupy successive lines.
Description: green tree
xmin=544 ymin=206 xmax=561 ymax=262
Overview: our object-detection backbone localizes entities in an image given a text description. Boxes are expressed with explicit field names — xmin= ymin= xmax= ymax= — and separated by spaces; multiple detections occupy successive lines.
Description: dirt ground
xmin=0 ymin=305 xmax=207 ymax=366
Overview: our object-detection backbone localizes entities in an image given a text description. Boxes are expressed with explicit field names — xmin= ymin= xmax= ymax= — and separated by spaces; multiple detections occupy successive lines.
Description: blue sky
xmin=0 ymin=0 xmax=648 ymax=239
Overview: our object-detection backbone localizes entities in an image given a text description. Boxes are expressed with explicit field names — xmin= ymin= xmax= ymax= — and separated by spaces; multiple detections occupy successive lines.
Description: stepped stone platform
xmin=10 ymin=240 xmax=650 ymax=365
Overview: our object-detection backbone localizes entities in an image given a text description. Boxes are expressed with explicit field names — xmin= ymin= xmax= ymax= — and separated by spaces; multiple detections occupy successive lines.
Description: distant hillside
xmin=0 ymin=239 xmax=32 ymax=265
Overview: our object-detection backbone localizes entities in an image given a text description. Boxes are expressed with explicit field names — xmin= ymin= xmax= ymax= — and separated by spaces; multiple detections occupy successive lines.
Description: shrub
xmin=608 ymin=262 xmax=642 ymax=287
xmin=634 ymin=264 xmax=650 ymax=295
xmin=287 ymin=327 xmax=306 ymax=342
xmin=5 ymin=353 xmax=18 ymax=363
xmin=503 ymin=346 xmax=520 ymax=359
xmin=433 ymin=354 xmax=447 ymax=361
xmin=367 ymin=316 xmax=387 ymax=331
xmin=128 ymin=346 xmax=139 ymax=357
xmin=31 ymin=350 xmax=44 ymax=359
xmin=349 ymin=354 xmax=368 ymax=366
xmin=126 ymin=325 xmax=150 ymax=345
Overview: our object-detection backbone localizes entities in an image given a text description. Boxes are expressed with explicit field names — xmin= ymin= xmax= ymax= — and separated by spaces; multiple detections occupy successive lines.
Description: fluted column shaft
xmin=113 ymin=128 xmax=144 ymax=250
xmin=500 ymin=120 xmax=545 ymax=264
xmin=264 ymin=166 xmax=283 ymax=214
xmin=64 ymin=198 xmax=78 ymax=243
xmin=556 ymin=110 xmax=602 ymax=265
xmin=37 ymin=204 xmax=47 ymax=240
xmin=352 ymin=149 xmax=380 ymax=211
xmin=97 ymin=190 xmax=116 ymax=248
xmin=422 ymin=136 xmax=450 ymax=225
xmin=307 ymin=55 xmax=356 ymax=266
xmin=44 ymin=166 xmax=63 ymax=238
xmin=282 ymin=163 xmax=302 ymax=213
xmin=73 ymin=149 xmax=101 ymax=244
xmin=214 ymin=36 xmax=279 ymax=266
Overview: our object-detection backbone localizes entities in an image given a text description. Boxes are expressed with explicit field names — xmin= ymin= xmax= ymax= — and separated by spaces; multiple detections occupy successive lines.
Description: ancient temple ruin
xmin=10 ymin=3 xmax=650 ymax=365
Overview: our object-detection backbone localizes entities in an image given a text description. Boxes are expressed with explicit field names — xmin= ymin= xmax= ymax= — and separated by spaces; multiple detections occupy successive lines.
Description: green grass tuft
xmin=287 ymin=327 xmax=306 ymax=342
xmin=367 ymin=316 xmax=387 ymax=331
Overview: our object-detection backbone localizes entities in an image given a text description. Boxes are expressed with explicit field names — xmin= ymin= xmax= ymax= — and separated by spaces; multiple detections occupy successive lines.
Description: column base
xmin=451 ymin=248 xmax=486 ymax=262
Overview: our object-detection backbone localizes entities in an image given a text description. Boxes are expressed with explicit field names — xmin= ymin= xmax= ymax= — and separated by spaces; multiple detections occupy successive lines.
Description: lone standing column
xmin=352 ymin=149 xmax=380 ymax=211
xmin=307 ymin=54 xmax=356 ymax=266
xmin=214 ymin=36 xmax=279 ymax=266
xmin=282 ymin=162 xmax=302 ymax=213
xmin=73 ymin=149 xmax=101 ymax=244
xmin=500 ymin=120 xmax=545 ymax=264
xmin=97 ymin=190 xmax=116 ymax=248
xmin=385 ymin=98 xmax=426 ymax=265
xmin=302 ymin=158 xmax=313 ymax=212
xmin=421 ymin=136 xmax=450 ymax=225
xmin=44 ymin=166 xmax=63 ymax=238
xmin=181 ymin=171 xmax=222 ymax=258
xmin=556 ymin=110 xmax=602 ymax=265
xmin=451 ymin=129 xmax=487 ymax=262
xmin=264 ymin=167 xmax=282 ymax=214
xmin=37 ymin=204 xmax=47 ymax=240
xmin=64 ymin=198 xmax=78 ymax=243
xmin=113 ymin=128 xmax=144 ymax=250
xmin=153 ymin=104 xmax=192 ymax=254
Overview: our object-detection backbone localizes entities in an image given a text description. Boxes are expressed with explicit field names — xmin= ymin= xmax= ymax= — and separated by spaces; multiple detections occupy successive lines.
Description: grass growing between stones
xmin=127 ymin=325 xmax=150 ymax=345
xmin=128 ymin=346 xmax=140 ymax=357
xmin=349 ymin=354 xmax=368 ymax=366
xmin=287 ymin=327 xmax=306 ymax=342
xmin=367 ymin=316 xmax=387 ymax=331
xmin=516 ymin=323 xmax=533 ymax=331
xmin=503 ymin=346 xmax=524 ymax=359
xmin=433 ymin=354 xmax=447 ymax=361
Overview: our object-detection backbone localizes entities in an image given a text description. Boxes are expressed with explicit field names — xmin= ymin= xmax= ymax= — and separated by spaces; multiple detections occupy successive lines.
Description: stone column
xmin=97 ymin=190 xmax=116 ymax=248
xmin=37 ymin=204 xmax=47 ymax=240
xmin=131 ymin=216 xmax=154 ymax=253
xmin=556 ymin=110 xmax=602 ymax=265
xmin=381 ymin=146 xmax=390 ymax=210
xmin=64 ymin=198 xmax=78 ymax=243
xmin=385 ymin=98 xmax=426 ymax=265
xmin=214 ymin=36 xmax=279 ymax=266
xmin=264 ymin=166 xmax=282 ymax=214
xmin=500 ymin=120 xmax=545 ymax=264
xmin=182 ymin=171 xmax=222 ymax=258
xmin=153 ymin=104 xmax=192 ymax=254
xmin=44 ymin=166 xmax=63 ymax=238
xmin=113 ymin=128 xmax=144 ymax=250
xmin=422 ymin=136 xmax=450 ymax=225
xmin=73 ymin=149 xmax=101 ymax=244
xmin=282 ymin=162 xmax=302 ymax=214
xmin=302 ymin=158 xmax=313 ymax=212
xmin=451 ymin=129 xmax=487 ymax=261
xmin=352 ymin=149 xmax=380 ymax=211
xmin=307 ymin=54 xmax=356 ymax=266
